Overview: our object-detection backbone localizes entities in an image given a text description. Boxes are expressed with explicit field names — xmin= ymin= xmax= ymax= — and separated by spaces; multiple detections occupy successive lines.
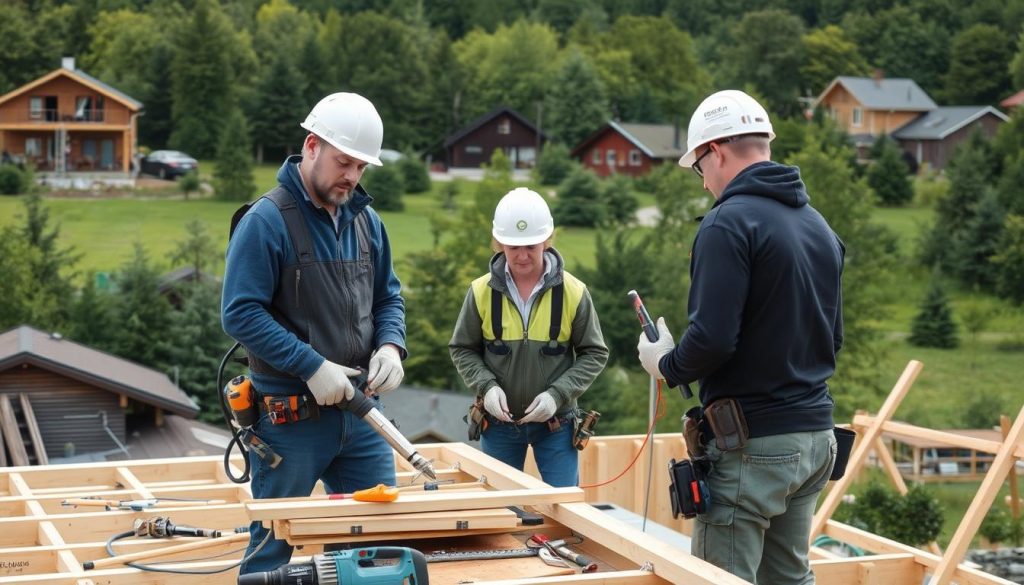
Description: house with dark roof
xmin=0 ymin=57 xmax=142 ymax=176
xmin=571 ymin=121 xmax=686 ymax=177
xmin=0 ymin=325 xmax=219 ymax=467
xmin=444 ymin=107 xmax=546 ymax=169
xmin=1000 ymin=90 xmax=1024 ymax=111
xmin=378 ymin=385 xmax=478 ymax=445
xmin=892 ymin=106 xmax=1009 ymax=171
xmin=815 ymin=74 xmax=1007 ymax=170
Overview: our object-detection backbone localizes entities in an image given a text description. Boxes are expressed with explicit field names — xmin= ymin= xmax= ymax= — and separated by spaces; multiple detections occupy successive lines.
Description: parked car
xmin=140 ymin=150 xmax=198 ymax=180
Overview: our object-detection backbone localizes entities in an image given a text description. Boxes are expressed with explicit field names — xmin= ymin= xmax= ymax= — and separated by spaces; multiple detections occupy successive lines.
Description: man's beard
xmin=312 ymin=179 xmax=354 ymax=207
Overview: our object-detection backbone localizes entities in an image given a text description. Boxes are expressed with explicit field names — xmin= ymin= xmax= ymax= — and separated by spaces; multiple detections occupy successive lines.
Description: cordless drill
xmin=237 ymin=547 xmax=429 ymax=585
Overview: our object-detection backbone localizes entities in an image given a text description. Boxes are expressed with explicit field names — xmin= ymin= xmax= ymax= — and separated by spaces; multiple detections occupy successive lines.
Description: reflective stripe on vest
xmin=471 ymin=272 xmax=586 ymax=343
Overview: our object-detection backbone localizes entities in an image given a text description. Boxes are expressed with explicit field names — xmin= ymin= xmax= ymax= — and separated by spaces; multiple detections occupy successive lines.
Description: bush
xmin=362 ymin=165 xmax=405 ymax=211
xmin=0 ymin=164 xmax=29 ymax=195
xmin=600 ymin=174 xmax=639 ymax=225
xmin=867 ymin=136 xmax=913 ymax=206
xmin=179 ymin=171 xmax=201 ymax=199
xmin=552 ymin=167 xmax=603 ymax=227
xmin=534 ymin=143 xmax=577 ymax=186
xmin=913 ymin=172 xmax=949 ymax=207
xmin=908 ymin=271 xmax=959 ymax=348
xmin=979 ymin=507 xmax=1024 ymax=546
xmin=396 ymin=153 xmax=431 ymax=194
xmin=837 ymin=483 xmax=943 ymax=546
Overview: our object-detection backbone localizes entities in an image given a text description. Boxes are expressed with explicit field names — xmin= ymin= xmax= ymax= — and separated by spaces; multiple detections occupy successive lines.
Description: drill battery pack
xmin=668 ymin=457 xmax=712 ymax=519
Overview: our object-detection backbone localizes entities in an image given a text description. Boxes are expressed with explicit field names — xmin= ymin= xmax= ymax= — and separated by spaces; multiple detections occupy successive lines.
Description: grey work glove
xmin=368 ymin=344 xmax=404 ymax=395
xmin=483 ymin=385 xmax=513 ymax=422
xmin=518 ymin=391 xmax=558 ymax=425
xmin=637 ymin=317 xmax=675 ymax=380
xmin=307 ymin=360 xmax=361 ymax=406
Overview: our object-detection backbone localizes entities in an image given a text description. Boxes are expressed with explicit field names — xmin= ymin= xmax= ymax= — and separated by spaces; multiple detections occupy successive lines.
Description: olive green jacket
xmin=448 ymin=249 xmax=608 ymax=418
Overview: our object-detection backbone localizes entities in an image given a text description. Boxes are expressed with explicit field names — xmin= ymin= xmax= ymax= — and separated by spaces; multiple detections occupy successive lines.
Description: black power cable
xmin=217 ymin=342 xmax=252 ymax=484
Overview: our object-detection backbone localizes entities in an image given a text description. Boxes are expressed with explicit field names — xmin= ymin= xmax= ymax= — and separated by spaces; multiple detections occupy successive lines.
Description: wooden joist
xmin=0 ymin=395 xmax=29 ymax=467
xmin=245 ymin=486 xmax=584 ymax=522
xmin=284 ymin=507 xmax=519 ymax=537
xmin=19 ymin=394 xmax=47 ymax=465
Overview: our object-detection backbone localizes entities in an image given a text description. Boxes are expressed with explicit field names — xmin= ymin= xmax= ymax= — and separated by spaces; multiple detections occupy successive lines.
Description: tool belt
xmin=257 ymin=394 xmax=320 ymax=425
xmin=668 ymin=457 xmax=711 ymax=519
xmin=683 ymin=398 xmax=749 ymax=455
xmin=464 ymin=395 xmax=487 ymax=441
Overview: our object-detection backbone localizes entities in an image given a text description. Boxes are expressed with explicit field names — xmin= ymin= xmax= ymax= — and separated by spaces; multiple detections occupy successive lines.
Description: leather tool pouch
xmin=464 ymin=396 xmax=487 ymax=441
xmin=704 ymin=398 xmax=749 ymax=452
xmin=668 ymin=457 xmax=711 ymax=519
xmin=682 ymin=406 xmax=706 ymax=458
xmin=830 ymin=426 xmax=857 ymax=480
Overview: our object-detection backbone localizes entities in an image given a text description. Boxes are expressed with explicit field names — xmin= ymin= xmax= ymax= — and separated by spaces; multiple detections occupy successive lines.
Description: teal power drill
xmin=237 ymin=547 xmax=428 ymax=585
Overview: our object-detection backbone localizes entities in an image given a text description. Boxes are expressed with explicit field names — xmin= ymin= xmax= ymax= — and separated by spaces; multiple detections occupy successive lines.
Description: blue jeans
xmin=239 ymin=406 xmax=396 ymax=575
xmin=480 ymin=419 xmax=578 ymax=487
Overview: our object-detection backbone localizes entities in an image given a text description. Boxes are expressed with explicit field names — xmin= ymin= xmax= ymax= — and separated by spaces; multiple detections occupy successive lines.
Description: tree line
xmin=3 ymin=0 xmax=1024 ymax=163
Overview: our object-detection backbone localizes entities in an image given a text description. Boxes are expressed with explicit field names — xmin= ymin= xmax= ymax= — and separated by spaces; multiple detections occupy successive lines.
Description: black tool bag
xmin=704 ymin=398 xmax=749 ymax=452
xmin=668 ymin=457 xmax=712 ymax=519
xmin=830 ymin=426 xmax=857 ymax=480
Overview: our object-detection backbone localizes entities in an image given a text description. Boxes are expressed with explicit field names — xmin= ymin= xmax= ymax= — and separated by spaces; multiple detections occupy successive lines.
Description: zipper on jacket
xmin=295 ymin=269 xmax=302 ymax=307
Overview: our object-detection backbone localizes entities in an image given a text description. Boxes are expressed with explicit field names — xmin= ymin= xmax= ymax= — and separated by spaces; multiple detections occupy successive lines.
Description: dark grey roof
xmin=571 ymin=121 xmax=685 ymax=160
xmin=378 ymin=385 xmax=478 ymax=445
xmin=819 ymin=76 xmax=936 ymax=111
xmin=70 ymin=68 xmax=143 ymax=110
xmin=892 ymin=106 xmax=1009 ymax=140
xmin=443 ymin=106 xmax=546 ymax=148
xmin=0 ymin=326 xmax=198 ymax=417
xmin=157 ymin=266 xmax=219 ymax=295
xmin=49 ymin=415 xmax=230 ymax=463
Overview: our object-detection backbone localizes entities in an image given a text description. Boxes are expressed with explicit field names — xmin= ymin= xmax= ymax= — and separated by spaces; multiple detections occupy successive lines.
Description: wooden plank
xmin=245 ymin=487 xmax=585 ymax=522
xmin=469 ymin=570 xmax=665 ymax=584
xmin=1001 ymin=415 xmax=1021 ymax=519
xmin=812 ymin=554 xmax=921 ymax=585
xmin=286 ymin=507 xmax=519 ymax=536
xmin=855 ymin=416 xmax=1020 ymax=458
xmin=812 ymin=360 xmax=922 ymax=538
xmin=0 ymin=396 xmax=29 ymax=467
xmin=113 ymin=467 xmax=152 ymax=500
xmin=284 ymin=526 xmax=522 ymax=546
xmin=931 ymin=405 xmax=1024 ymax=585
xmin=18 ymin=395 xmax=47 ymax=466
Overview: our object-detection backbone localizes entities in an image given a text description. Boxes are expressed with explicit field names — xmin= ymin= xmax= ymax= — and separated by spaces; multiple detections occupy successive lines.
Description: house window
xmin=629 ymin=149 xmax=641 ymax=166
xmin=497 ymin=118 xmax=511 ymax=135
xmin=606 ymin=149 xmax=616 ymax=166
xmin=75 ymin=96 xmax=105 ymax=122
xmin=592 ymin=149 xmax=600 ymax=164
xmin=852 ymin=107 xmax=862 ymax=127
xmin=465 ymin=145 xmax=482 ymax=154
xmin=25 ymin=138 xmax=41 ymax=156
xmin=29 ymin=97 xmax=42 ymax=120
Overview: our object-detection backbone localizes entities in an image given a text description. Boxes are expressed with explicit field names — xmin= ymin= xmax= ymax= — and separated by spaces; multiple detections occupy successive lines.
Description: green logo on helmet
xmin=516 ymin=220 xmax=528 ymax=231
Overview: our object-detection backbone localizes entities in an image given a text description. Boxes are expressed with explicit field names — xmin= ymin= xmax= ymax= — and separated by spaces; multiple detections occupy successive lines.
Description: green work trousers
xmin=691 ymin=429 xmax=837 ymax=585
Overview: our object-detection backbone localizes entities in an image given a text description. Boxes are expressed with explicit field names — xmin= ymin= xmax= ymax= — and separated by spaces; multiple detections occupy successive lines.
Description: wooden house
xmin=891 ymin=106 xmax=1008 ymax=171
xmin=444 ymin=107 xmax=545 ymax=169
xmin=571 ymin=121 xmax=685 ymax=177
xmin=0 ymin=57 xmax=142 ymax=175
xmin=814 ymin=74 xmax=936 ymax=141
xmin=0 ymin=325 xmax=203 ymax=467
xmin=1000 ymin=90 xmax=1024 ymax=111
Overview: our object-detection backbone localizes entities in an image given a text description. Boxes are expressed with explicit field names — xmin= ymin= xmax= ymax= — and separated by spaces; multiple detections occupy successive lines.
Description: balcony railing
xmin=0 ymin=109 xmax=126 ymax=124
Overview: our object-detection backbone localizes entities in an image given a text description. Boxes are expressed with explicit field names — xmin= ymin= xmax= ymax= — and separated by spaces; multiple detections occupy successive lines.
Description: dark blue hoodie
xmin=660 ymin=161 xmax=845 ymax=437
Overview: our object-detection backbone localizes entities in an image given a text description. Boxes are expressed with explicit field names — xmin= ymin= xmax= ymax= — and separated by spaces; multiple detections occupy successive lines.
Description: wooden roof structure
xmin=0 ymin=360 xmax=1020 ymax=585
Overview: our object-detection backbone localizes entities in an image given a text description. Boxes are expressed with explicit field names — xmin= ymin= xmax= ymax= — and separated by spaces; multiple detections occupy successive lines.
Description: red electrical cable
xmin=579 ymin=379 xmax=668 ymax=489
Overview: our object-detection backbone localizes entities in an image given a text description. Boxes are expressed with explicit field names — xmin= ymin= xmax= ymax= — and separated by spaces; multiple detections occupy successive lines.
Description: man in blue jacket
xmin=222 ymin=92 xmax=406 ymax=574
xmin=637 ymin=90 xmax=845 ymax=585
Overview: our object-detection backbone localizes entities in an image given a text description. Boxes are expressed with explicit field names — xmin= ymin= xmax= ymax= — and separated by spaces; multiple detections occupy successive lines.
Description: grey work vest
xmin=246 ymin=186 xmax=376 ymax=378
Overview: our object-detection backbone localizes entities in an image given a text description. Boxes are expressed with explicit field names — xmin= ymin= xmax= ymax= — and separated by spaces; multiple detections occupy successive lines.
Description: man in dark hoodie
xmin=637 ymin=90 xmax=845 ymax=584
xmin=222 ymin=93 xmax=406 ymax=574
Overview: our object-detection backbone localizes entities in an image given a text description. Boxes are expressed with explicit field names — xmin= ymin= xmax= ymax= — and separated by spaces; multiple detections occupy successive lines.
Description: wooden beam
xmin=285 ymin=507 xmax=519 ymax=536
xmin=931 ymin=405 xmax=1024 ymax=585
xmin=245 ymin=486 xmax=584 ymax=522
xmin=284 ymin=526 xmax=520 ymax=546
xmin=19 ymin=395 xmax=47 ymax=465
xmin=1001 ymin=415 xmax=1021 ymax=520
xmin=812 ymin=553 xmax=922 ymax=585
xmin=812 ymin=360 xmax=922 ymax=538
xmin=473 ymin=570 xmax=667 ymax=584
xmin=853 ymin=415 xmax=1022 ymax=458
xmin=0 ymin=395 xmax=30 ymax=467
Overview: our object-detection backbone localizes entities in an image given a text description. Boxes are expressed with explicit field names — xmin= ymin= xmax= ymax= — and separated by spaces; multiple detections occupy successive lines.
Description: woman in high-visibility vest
xmin=449 ymin=188 xmax=609 ymax=487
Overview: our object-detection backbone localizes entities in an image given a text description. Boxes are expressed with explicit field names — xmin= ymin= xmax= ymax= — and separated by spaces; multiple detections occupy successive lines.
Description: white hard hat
xmin=492 ymin=188 xmax=554 ymax=246
xmin=300 ymin=92 xmax=384 ymax=166
xmin=679 ymin=90 xmax=775 ymax=168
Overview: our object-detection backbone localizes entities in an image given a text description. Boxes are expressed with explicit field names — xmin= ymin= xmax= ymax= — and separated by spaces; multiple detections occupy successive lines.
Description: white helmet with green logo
xmin=492 ymin=187 xmax=554 ymax=246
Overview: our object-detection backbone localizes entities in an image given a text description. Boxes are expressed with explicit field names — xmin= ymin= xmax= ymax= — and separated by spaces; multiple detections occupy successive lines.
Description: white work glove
xmin=307 ymin=360 xmax=362 ymax=406
xmin=637 ymin=317 xmax=675 ymax=380
xmin=483 ymin=386 xmax=513 ymax=422
xmin=518 ymin=391 xmax=558 ymax=425
xmin=367 ymin=344 xmax=404 ymax=395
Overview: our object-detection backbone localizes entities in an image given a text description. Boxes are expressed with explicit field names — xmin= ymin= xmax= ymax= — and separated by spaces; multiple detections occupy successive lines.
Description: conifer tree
xmin=213 ymin=108 xmax=256 ymax=201
xmin=992 ymin=215 xmax=1024 ymax=305
xmin=396 ymin=153 xmax=431 ymax=194
xmin=545 ymin=49 xmax=609 ymax=147
xmin=954 ymin=191 xmax=1005 ymax=290
xmin=553 ymin=167 xmax=604 ymax=227
xmin=110 ymin=244 xmax=174 ymax=369
xmin=166 ymin=280 xmax=233 ymax=422
xmin=251 ymin=53 xmax=307 ymax=161
xmin=534 ymin=142 xmax=577 ymax=186
xmin=66 ymin=273 xmax=117 ymax=352
xmin=362 ymin=165 xmax=405 ymax=212
xmin=908 ymin=271 xmax=959 ymax=349
xmin=867 ymin=136 xmax=912 ymax=206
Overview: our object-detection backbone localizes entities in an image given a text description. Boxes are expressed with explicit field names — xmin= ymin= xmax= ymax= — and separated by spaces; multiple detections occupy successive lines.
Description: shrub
xmin=553 ymin=167 xmax=603 ymax=227
xmin=362 ymin=165 xmax=405 ymax=211
xmin=979 ymin=507 xmax=1024 ymax=546
xmin=0 ymin=164 xmax=29 ymax=195
xmin=534 ymin=143 xmax=577 ymax=186
xmin=396 ymin=153 xmax=431 ymax=194
xmin=837 ymin=482 xmax=943 ymax=546
xmin=179 ymin=171 xmax=201 ymax=199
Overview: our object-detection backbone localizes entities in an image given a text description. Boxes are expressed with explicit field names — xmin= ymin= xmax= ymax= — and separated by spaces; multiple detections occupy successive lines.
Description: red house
xmin=571 ymin=121 xmax=685 ymax=177
xmin=444 ymin=107 xmax=546 ymax=169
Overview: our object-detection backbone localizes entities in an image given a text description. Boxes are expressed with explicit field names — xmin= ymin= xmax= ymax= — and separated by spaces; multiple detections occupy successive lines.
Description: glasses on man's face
xmin=692 ymin=147 xmax=711 ymax=178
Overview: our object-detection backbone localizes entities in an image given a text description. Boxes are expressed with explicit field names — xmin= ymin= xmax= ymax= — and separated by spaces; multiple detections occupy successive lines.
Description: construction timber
xmin=0 ymin=360 xmax=1020 ymax=585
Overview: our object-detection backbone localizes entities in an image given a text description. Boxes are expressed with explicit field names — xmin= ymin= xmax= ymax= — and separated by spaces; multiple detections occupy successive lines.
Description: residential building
xmin=444 ymin=107 xmax=545 ymax=169
xmin=571 ymin=121 xmax=685 ymax=177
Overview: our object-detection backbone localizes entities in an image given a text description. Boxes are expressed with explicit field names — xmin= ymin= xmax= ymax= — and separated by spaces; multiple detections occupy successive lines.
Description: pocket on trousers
xmin=739 ymin=451 xmax=801 ymax=518
xmin=697 ymin=499 xmax=735 ymax=527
